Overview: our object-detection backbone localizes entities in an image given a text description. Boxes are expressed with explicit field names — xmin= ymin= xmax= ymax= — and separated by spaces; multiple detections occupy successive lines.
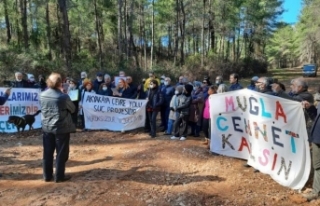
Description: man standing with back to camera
xmin=40 ymin=73 xmax=75 ymax=183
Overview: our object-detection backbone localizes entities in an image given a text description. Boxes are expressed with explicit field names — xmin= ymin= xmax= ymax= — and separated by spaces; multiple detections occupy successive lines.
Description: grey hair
xmin=104 ymin=74 xmax=111 ymax=79
xmin=15 ymin=72 xmax=22 ymax=76
xmin=165 ymin=77 xmax=171 ymax=82
xmin=217 ymin=84 xmax=228 ymax=93
xmin=176 ymin=85 xmax=184 ymax=92
xmin=260 ymin=77 xmax=270 ymax=87
xmin=294 ymin=78 xmax=308 ymax=90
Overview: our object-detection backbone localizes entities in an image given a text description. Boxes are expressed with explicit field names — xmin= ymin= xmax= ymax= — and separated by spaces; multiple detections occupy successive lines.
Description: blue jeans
xmin=167 ymin=119 xmax=175 ymax=134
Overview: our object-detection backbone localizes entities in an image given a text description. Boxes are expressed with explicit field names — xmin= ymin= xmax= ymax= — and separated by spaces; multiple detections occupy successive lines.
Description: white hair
xmin=104 ymin=74 xmax=111 ymax=79
xmin=15 ymin=72 xmax=22 ymax=76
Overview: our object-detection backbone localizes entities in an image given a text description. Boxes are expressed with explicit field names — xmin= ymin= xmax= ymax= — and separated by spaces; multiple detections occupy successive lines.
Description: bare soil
xmin=0 ymin=68 xmax=319 ymax=206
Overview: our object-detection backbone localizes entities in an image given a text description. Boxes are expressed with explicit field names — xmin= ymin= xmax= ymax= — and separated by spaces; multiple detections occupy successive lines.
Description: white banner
xmin=210 ymin=89 xmax=311 ymax=190
xmin=0 ymin=88 xmax=41 ymax=133
xmin=82 ymin=93 xmax=147 ymax=131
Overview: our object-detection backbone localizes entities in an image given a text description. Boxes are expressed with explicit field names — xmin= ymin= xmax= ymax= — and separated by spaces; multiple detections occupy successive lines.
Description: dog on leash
xmin=7 ymin=110 xmax=41 ymax=133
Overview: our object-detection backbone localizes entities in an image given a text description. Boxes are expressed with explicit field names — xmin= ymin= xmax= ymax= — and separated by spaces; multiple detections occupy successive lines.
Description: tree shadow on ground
xmin=1 ymin=165 xmax=225 ymax=186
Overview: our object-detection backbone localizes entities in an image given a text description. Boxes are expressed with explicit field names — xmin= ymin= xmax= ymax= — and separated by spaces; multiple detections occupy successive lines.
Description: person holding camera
xmin=40 ymin=73 xmax=75 ymax=183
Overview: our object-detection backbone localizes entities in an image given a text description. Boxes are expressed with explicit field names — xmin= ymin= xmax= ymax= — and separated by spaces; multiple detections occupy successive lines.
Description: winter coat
xmin=146 ymin=88 xmax=164 ymax=112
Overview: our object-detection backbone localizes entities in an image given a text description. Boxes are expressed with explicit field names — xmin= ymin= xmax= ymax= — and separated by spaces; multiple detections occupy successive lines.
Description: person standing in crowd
xmin=255 ymin=77 xmax=274 ymax=95
xmin=27 ymin=74 xmax=37 ymax=88
xmin=126 ymin=76 xmax=138 ymax=99
xmin=37 ymin=75 xmax=47 ymax=91
xmin=144 ymin=72 xmax=160 ymax=91
xmin=160 ymin=77 xmax=175 ymax=132
xmin=98 ymin=83 xmax=112 ymax=96
xmin=170 ymin=84 xmax=193 ymax=141
xmin=203 ymin=85 xmax=217 ymax=148
xmin=138 ymin=78 xmax=147 ymax=99
xmin=93 ymin=72 xmax=104 ymax=93
xmin=176 ymin=76 xmax=185 ymax=86
xmin=202 ymin=79 xmax=210 ymax=100
xmin=68 ymin=79 xmax=80 ymax=127
xmin=113 ymin=78 xmax=131 ymax=98
xmin=40 ymin=73 xmax=75 ymax=183
xmin=119 ymin=70 xmax=126 ymax=77
xmin=78 ymin=71 xmax=88 ymax=89
xmin=146 ymin=80 xmax=163 ymax=138
xmin=247 ymin=76 xmax=259 ymax=90
xmin=13 ymin=72 xmax=29 ymax=88
xmin=165 ymin=85 xmax=184 ymax=135
xmin=103 ymin=74 xmax=113 ymax=88
xmin=189 ymin=81 xmax=204 ymax=137
xmin=215 ymin=76 xmax=223 ymax=86
xmin=301 ymin=100 xmax=320 ymax=201
xmin=217 ymin=84 xmax=228 ymax=93
xmin=229 ymin=73 xmax=243 ymax=91
xmin=79 ymin=80 xmax=96 ymax=131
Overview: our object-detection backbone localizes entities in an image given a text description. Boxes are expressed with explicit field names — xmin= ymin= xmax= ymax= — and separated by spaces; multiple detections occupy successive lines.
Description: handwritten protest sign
xmin=209 ymin=89 xmax=311 ymax=190
xmin=114 ymin=76 xmax=127 ymax=86
xmin=68 ymin=90 xmax=79 ymax=101
xmin=0 ymin=88 xmax=41 ymax=133
xmin=82 ymin=93 xmax=147 ymax=131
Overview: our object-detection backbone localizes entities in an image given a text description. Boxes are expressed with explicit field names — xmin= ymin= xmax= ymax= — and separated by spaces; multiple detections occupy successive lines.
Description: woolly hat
xmin=184 ymin=84 xmax=193 ymax=94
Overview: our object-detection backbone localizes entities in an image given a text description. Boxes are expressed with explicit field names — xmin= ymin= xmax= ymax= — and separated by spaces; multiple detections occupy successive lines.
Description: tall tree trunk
xmin=118 ymin=0 xmax=123 ymax=61
xmin=15 ymin=0 xmax=21 ymax=48
xmin=3 ymin=0 xmax=11 ymax=44
xmin=58 ymin=0 xmax=72 ymax=72
xmin=168 ymin=25 xmax=172 ymax=57
xmin=46 ymin=0 xmax=52 ymax=60
xmin=150 ymin=0 xmax=154 ymax=69
xmin=124 ymin=0 xmax=128 ymax=60
xmin=20 ymin=0 xmax=28 ymax=49
xmin=201 ymin=0 xmax=206 ymax=67
xmin=180 ymin=0 xmax=185 ymax=66
xmin=174 ymin=0 xmax=179 ymax=66
xmin=94 ymin=0 xmax=103 ymax=69
xmin=142 ymin=3 xmax=147 ymax=70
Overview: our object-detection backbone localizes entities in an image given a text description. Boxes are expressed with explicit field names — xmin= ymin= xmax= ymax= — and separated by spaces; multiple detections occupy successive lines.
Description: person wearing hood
xmin=247 ymin=76 xmax=259 ymax=91
xmin=27 ymin=74 xmax=37 ymax=88
xmin=37 ymin=75 xmax=47 ymax=91
xmin=170 ymin=84 xmax=193 ymax=141
xmin=13 ymin=72 xmax=29 ymax=88
xmin=188 ymin=81 xmax=204 ymax=137
xmin=146 ymin=79 xmax=164 ymax=138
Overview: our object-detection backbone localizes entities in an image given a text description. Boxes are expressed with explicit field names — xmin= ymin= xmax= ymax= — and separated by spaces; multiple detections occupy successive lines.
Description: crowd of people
xmin=4 ymin=70 xmax=320 ymax=201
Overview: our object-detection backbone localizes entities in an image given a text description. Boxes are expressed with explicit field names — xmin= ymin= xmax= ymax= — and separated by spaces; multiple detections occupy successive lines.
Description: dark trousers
xmin=43 ymin=132 xmax=70 ymax=180
xmin=160 ymin=106 xmax=170 ymax=130
xmin=189 ymin=121 xmax=200 ymax=135
xmin=145 ymin=110 xmax=151 ymax=131
xmin=312 ymin=143 xmax=320 ymax=193
xmin=203 ymin=118 xmax=210 ymax=139
xmin=80 ymin=114 xmax=85 ymax=129
xmin=173 ymin=114 xmax=189 ymax=137
xmin=148 ymin=111 xmax=158 ymax=137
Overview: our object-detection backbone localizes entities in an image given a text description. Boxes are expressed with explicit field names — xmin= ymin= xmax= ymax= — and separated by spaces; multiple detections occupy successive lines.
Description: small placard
xmin=69 ymin=89 xmax=79 ymax=101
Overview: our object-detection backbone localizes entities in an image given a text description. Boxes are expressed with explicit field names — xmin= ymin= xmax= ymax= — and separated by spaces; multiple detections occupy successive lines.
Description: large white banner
xmin=210 ymin=89 xmax=311 ymax=190
xmin=82 ymin=93 xmax=147 ymax=131
xmin=0 ymin=88 xmax=41 ymax=133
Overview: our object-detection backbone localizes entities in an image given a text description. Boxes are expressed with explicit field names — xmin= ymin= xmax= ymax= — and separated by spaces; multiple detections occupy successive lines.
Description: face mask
xmin=161 ymin=80 xmax=164 ymax=84
xmin=175 ymin=90 xmax=179 ymax=95
xmin=149 ymin=85 xmax=154 ymax=89
xmin=119 ymin=74 xmax=125 ymax=77
xmin=69 ymin=85 xmax=75 ymax=89
xmin=102 ymin=87 xmax=107 ymax=91
xmin=164 ymin=81 xmax=169 ymax=86
xmin=29 ymin=78 xmax=35 ymax=82
xmin=16 ymin=79 xmax=22 ymax=82
xmin=81 ymin=77 xmax=85 ymax=80
xmin=97 ymin=77 xmax=103 ymax=82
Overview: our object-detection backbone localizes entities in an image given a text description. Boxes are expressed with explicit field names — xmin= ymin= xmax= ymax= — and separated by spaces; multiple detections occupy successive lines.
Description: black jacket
xmin=98 ymin=88 xmax=113 ymax=96
xmin=147 ymin=88 xmax=164 ymax=111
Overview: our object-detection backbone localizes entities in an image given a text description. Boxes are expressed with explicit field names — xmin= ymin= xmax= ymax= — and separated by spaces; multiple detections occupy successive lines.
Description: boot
xmin=202 ymin=138 xmax=208 ymax=145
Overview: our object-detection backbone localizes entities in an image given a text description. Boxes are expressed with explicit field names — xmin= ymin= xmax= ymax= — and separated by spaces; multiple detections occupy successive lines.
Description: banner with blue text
xmin=82 ymin=93 xmax=147 ymax=131
xmin=209 ymin=89 xmax=311 ymax=190
xmin=0 ymin=88 xmax=41 ymax=133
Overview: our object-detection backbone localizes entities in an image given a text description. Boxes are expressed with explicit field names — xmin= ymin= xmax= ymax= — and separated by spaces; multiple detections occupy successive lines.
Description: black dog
xmin=7 ymin=110 xmax=41 ymax=133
